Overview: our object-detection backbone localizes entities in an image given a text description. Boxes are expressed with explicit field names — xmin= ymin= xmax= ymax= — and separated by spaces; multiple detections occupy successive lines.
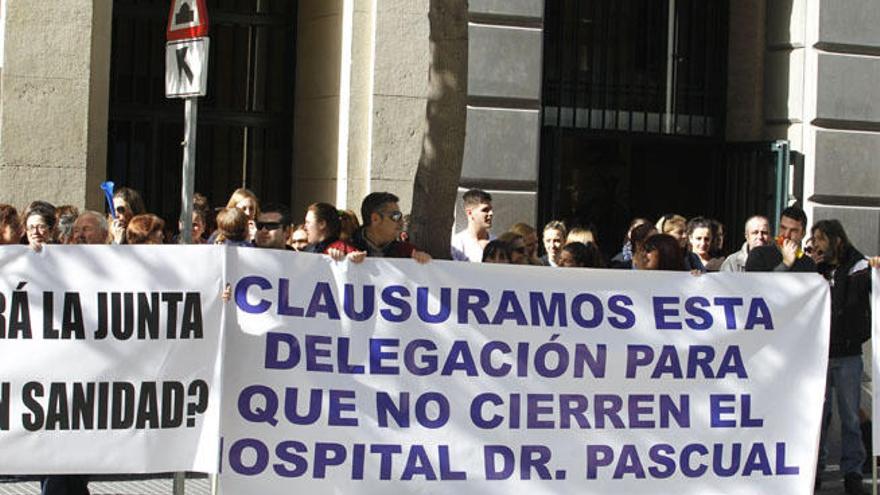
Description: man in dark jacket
xmin=350 ymin=192 xmax=431 ymax=262
xmin=812 ymin=219 xmax=870 ymax=495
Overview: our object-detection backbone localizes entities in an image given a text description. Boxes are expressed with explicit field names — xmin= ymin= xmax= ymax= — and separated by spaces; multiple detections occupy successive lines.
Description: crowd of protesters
xmin=2 ymin=184 xmax=880 ymax=495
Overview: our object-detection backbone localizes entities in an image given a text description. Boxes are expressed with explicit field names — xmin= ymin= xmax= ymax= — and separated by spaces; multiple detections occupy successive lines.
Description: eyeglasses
xmin=115 ymin=206 xmax=127 ymax=215
xmin=26 ymin=224 xmax=50 ymax=233
xmin=804 ymin=246 xmax=814 ymax=254
xmin=382 ymin=210 xmax=403 ymax=222
xmin=256 ymin=222 xmax=283 ymax=231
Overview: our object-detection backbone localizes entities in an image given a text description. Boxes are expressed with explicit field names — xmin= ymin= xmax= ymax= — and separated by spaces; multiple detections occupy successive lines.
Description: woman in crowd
xmin=642 ymin=234 xmax=688 ymax=271
xmin=558 ymin=241 xmax=605 ymax=268
xmin=656 ymin=214 xmax=688 ymax=249
xmin=24 ymin=201 xmax=57 ymax=251
xmin=0 ymin=204 xmax=22 ymax=244
xmin=687 ymin=216 xmax=724 ymax=271
xmin=339 ymin=209 xmax=360 ymax=241
xmin=288 ymin=224 xmax=308 ymax=251
xmin=627 ymin=223 xmax=658 ymax=270
xmin=482 ymin=239 xmax=512 ymax=264
xmin=225 ymin=188 xmax=260 ymax=242
xmin=111 ymin=187 xmax=146 ymax=244
xmin=566 ymin=225 xmax=597 ymax=246
xmin=302 ymin=202 xmax=359 ymax=256
xmin=213 ymin=208 xmax=252 ymax=247
xmin=125 ymin=214 xmax=165 ymax=245
xmin=541 ymin=220 xmax=567 ymax=267
xmin=509 ymin=222 xmax=541 ymax=265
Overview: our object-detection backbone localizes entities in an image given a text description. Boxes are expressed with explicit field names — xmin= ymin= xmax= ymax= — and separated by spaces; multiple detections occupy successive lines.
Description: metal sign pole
xmin=179 ymin=97 xmax=198 ymax=245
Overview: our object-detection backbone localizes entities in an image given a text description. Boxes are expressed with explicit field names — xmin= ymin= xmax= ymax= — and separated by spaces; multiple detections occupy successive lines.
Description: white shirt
xmin=451 ymin=230 xmax=493 ymax=262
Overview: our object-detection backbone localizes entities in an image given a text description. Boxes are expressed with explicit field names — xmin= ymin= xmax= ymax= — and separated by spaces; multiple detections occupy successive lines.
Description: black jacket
xmin=819 ymin=246 xmax=871 ymax=357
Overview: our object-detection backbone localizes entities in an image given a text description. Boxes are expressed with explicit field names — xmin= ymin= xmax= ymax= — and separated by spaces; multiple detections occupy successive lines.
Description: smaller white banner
xmin=0 ymin=245 xmax=224 ymax=473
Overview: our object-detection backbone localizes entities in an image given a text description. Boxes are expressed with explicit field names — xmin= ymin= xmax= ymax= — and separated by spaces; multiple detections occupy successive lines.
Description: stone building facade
xmin=0 ymin=0 xmax=877 ymax=254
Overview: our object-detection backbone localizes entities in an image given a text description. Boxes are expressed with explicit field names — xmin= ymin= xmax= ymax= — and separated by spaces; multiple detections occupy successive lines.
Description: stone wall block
xmin=374 ymin=11 xmax=430 ymax=98
xmin=816 ymin=53 xmax=880 ymax=122
xmin=1 ymin=76 xmax=89 ymax=169
xmin=468 ymin=0 xmax=543 ymax=18
xmin=813 ymin=130 xmax=880 ymax=198
xmin=461 ymin=107 xmax=539 ymax=182
xmin=818 ymin=0 xmax=880 ymax=48
xmin=467 ymin=24 xmax=542 ymax=99
xmin=370 ymin=95 xmax=425 ymax=182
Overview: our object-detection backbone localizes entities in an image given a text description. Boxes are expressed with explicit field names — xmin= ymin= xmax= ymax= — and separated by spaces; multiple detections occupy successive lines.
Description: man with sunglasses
xmin=350 ymin=192 xmax=431 ymax=263
xmin=254 ymin=203 xmax=293 ymax=250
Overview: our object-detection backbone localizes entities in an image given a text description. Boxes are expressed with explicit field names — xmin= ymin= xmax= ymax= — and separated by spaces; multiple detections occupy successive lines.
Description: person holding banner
xmin=812 ymin=219 xmax=871 ymax=494
xmin=302 ymin=202 xmax=360 ymax=259
xmin=350 ymin=192 xmax=431 ymax=262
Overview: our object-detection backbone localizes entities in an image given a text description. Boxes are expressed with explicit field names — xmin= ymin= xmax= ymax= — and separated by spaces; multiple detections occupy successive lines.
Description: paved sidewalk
xmin=0 ymin=474 xmax=210 ymax=495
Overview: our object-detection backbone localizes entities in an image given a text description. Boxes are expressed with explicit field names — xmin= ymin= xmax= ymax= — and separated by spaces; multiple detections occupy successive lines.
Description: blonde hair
xmin=656 ymin=214 xmax=686 ymax=234
xmin=225 ymin=188 xmax=260 ymax=219
xmin=566 ymin=227 xmax=596 ymax=245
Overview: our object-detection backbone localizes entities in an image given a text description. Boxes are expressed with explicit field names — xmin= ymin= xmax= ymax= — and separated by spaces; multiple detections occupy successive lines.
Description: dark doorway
xmin=108 ymin=0 xmax=297 ymax=220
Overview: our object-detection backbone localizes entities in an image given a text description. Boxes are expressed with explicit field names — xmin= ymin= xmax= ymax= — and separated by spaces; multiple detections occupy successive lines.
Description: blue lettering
xmin=713 ymin=297 xmax=743 ymax=329
xmin=380 ymin=286 xmax=411 ymax=322
xmin=458 ymin=289 xmax=490 ymax=324
xmin=491 ymin=291 xmax=527 ymax=325
xmin=571 ymin=293 xmax=603 ymax=328
xmin=653 ymin=297 xmax=681 ymax=330
xmin=370 ymin=338 xmax=399 ymax=375
xmin=229 ymin=438 xmax=268 ymax=475
xmin=404 ymin=339 xmax=437 ymax=375
xmin=343 ymin=284 xmax=374 ymax=321
xmin=608 ymin=294 xmax=635 ymax=329
xmin=745 ymin=298 xmax=774 ymax=330
xmin=264 ymin=332 xmax=300 ymax=369
xmin=684 ymin=297 xmax=712 ymax=330
xmin=305 ymin=282 xmax=340 ymax=320
xmin=277 ymin=278 xmax=303 ymax=317
xmin=416 ymin=287 xmax=451 ymax=324
xmin=235 ymin=276 xmax=271 ymax=314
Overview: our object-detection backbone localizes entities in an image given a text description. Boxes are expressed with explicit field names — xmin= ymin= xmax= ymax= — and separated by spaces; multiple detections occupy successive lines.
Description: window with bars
xmin=542 ymin=0 xmax=728 ymax=138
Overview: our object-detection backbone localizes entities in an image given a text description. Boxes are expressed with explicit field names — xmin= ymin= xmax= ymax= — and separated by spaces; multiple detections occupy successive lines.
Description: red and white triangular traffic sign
xmin=167 ymin=0 xmax=210 ymax=41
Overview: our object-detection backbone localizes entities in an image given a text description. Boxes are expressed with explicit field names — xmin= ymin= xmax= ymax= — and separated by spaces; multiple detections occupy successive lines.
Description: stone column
xmin=0 ymin=0 xmax=111 ymax=210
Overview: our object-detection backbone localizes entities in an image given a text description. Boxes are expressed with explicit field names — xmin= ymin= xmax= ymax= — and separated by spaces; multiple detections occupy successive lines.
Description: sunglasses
xmin=804 ymin=246 xmax=814 ymax=255
xmin=383 ymin=210 xmax=404 ymax=222
xmin=115 ymin=206 xmax=127 ymax=215
xmin=256 ymin=222 xmax=283 ymax=231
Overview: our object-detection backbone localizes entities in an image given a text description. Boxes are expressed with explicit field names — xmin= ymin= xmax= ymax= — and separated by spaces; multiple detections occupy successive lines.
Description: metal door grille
xmin=543 ymin=0 xmax=728 ymax=137
xmin=108 ymin=0 xmax=297 ymax=219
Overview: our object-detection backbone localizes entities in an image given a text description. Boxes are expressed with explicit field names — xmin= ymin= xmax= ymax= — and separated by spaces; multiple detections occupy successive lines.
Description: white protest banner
xmin=220 ymin=250 xmax=830 ymax=495
xmin=0 ymin=245 xmax=223 ymax=473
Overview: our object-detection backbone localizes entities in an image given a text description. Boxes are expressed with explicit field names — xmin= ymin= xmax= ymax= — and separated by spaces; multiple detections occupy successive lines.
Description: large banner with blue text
xmin=0 ymin=245 xmax=224 ymax=473
xmin=221 ymin=250 xmax=830 ymax=495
